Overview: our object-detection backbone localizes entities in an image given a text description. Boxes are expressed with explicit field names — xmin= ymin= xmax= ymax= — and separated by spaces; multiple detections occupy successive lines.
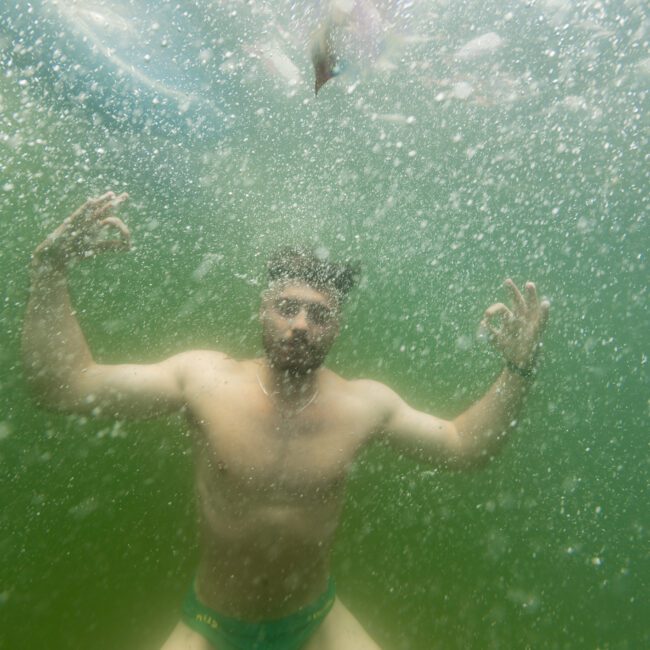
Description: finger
xmin=100 ymin=216 xmax=131 ymax=241
xmin=480 ymin=319 xmax=501 ymax=340
xmin=84 ymin=192 xmax=118 ymax=217
xmin=538 ymin=299 xmax=550 ymax=329
xmin=94 ymin=194 xmax=128 ymax=222
xmin=504 ymin=278 xmax=526 ymax=314
xmin=484 ymin=302 xmax=513 ymax=321
xmin=88 ymin=191 xmax=124 ymax=215
xmin=88 ymin=191 xmax=117 ymax=205
xmin=93 ymin=238 xmax=132 ymax=252
xmin=67 ymin=197 xmax=99 ymax=224
xmin=524 ymin=282 xmax=539 ymax=310
xmin=68 ymin=192 xmax=117 ymax=228
xmin=108 ymin=191 xmax=129 ymax=206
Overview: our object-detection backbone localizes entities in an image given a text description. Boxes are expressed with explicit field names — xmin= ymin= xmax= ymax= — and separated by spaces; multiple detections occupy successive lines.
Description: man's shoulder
xmin=326 ymin=373 xmax=394 ymax=405
xmin=168 ymin=349 xmax=242 ymax=379
xmin=321 ymin=375 xmax=396 ymax=434
xmin=171 ymin=348 xmax=234 ymax=364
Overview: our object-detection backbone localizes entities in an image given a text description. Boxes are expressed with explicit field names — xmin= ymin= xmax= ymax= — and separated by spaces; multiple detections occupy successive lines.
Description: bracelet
xmin=505 ymin=360 xmax=536 ymax=380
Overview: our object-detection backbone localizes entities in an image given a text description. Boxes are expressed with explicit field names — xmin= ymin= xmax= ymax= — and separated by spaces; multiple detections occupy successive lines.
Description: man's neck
xmin=260 ymin=360 xmax=320 ymax=404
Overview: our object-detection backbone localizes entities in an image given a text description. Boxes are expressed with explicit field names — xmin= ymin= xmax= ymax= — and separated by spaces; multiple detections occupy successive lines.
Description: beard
xmin=262 ymin=333 xmax=329 ymax=374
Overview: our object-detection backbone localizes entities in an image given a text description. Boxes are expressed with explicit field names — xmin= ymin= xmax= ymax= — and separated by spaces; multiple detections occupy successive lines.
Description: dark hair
xmin=267 ymin=247 xmax=360 ymax=300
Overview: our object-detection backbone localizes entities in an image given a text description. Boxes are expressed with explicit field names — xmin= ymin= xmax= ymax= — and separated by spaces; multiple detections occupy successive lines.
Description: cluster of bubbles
xmin=0 ymin=1 xmax=647 ymax=648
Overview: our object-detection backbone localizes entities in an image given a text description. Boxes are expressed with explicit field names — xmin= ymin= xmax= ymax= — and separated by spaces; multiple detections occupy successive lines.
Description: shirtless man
xmin=23 ymin=192 xmax=550 ymax=650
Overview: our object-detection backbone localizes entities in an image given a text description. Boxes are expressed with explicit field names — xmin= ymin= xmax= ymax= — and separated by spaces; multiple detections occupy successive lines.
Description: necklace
xmin=256 ymin=372 xmax=319 ymax=414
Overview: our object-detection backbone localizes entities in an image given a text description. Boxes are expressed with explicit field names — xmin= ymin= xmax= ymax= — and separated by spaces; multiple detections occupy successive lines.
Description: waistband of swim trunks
xmin=182 ymin=576 xmax=336 ymax=637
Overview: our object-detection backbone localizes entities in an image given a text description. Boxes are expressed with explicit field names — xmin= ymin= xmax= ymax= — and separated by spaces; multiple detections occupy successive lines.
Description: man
xmin=23 ymin=192 xmax=550 ymax=650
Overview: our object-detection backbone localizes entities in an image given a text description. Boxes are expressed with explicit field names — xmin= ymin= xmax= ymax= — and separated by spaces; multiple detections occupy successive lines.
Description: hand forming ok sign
xmin=33 ymin=191 xmax=131 ymax=268
xmin=481 ymin=279 xmax=550 ymax=372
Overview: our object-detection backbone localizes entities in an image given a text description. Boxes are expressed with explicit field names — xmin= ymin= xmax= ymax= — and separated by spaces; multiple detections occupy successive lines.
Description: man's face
xmin=260 ymin=281 xmax=340 ymax=373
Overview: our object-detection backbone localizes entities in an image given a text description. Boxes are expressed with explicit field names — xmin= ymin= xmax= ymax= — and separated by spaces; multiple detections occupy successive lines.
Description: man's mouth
xmin=283 ymin=340 xmax=307 ymax=350
xmin=281 ymin=340 xmax=311 ymax=354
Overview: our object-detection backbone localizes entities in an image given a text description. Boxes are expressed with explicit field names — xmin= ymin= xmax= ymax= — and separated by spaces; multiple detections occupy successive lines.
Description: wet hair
xmin=267 ymin=247 xmax=360 ymax=301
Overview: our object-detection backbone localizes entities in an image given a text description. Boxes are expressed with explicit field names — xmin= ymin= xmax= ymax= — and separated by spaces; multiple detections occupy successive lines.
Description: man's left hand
xmin=481 ymin=279 xmax=550 ymax=371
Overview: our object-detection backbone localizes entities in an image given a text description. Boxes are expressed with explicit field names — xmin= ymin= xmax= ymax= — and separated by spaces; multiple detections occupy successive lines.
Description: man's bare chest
xmin=185 ymin=381 xmax=369 ymax=500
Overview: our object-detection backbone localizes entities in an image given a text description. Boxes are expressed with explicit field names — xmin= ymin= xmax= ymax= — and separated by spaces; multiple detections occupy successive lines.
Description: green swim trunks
xmin=181 ymin=578 xmax=336 ymax=650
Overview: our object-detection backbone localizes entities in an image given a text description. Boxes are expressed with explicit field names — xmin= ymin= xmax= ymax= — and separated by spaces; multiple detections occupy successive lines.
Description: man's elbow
xmin=23 ymin=362 xmax=93 ymax=414
xmin=24 ymin=377 xmax=81 ymax=413
xmin=448 ymin=427 xmax=506 ymax=471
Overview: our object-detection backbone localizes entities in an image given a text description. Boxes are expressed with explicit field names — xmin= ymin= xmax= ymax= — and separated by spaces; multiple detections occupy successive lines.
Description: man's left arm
xmin=375 ymin=279 xmax=550 ymax=468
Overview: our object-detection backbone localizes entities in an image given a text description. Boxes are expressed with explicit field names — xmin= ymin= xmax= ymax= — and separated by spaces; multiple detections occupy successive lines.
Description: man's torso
xmin=179 ymin=352 xmax=384 ymax=620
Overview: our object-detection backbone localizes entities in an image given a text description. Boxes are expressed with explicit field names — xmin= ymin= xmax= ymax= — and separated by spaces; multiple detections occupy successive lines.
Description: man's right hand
xmin=32 ymin=191 xmax=131 ymax=269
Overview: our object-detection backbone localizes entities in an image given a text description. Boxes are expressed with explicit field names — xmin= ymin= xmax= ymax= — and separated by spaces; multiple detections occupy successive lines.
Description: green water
xmin=1 ymin=1 xmax=648 ymax=648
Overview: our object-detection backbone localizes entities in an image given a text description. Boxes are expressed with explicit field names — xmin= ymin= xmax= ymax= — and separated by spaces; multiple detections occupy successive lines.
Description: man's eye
xmin=309 ymin=307 xmax=333 ymax=324
xmin=276 ymin=300 xmax=299 ymax=317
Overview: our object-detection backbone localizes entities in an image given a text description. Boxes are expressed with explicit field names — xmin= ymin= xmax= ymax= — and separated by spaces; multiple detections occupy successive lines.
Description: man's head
xmin=260 ymin=248 xmax=360 ymax=373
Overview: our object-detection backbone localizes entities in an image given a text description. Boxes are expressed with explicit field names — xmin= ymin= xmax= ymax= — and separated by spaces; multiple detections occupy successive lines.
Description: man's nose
xmin=290 ymin=308 xmax=309 ymax=331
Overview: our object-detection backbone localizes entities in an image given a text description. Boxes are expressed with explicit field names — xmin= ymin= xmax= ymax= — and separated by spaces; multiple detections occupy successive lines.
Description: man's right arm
xmin=22 ymin=192 xmax=186 ymax=419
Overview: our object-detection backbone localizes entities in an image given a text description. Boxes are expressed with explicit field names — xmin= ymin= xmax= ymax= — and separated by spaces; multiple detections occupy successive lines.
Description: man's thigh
xmin=305 ymin=597 xmax=382 ymax=650
xmin=158 ymin=621 xmax=211 ymax=650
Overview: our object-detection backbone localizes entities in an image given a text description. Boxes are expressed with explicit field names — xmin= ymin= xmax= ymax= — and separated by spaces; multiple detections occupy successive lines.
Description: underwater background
xmin=1 ymin=1 xmax=647 ymax=648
